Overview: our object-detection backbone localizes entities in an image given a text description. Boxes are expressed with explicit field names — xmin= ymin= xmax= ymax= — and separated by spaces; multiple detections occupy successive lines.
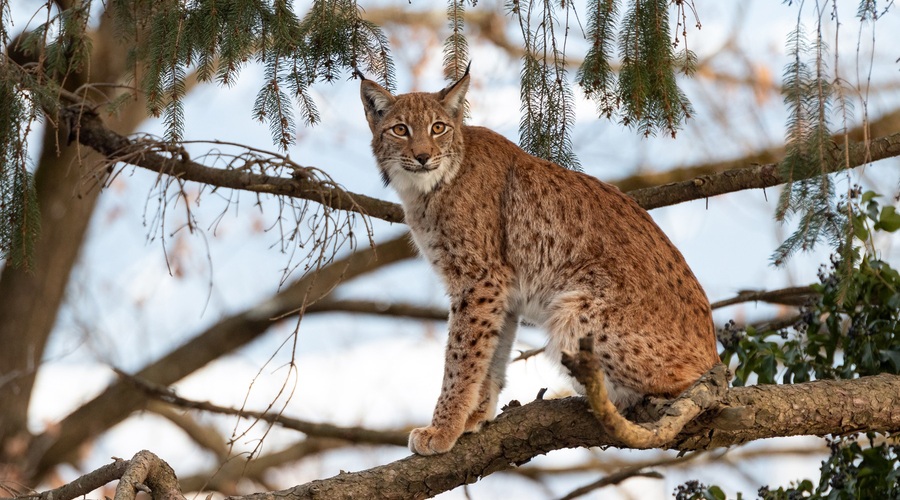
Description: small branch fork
xmin=114 ymin=451 xmax=185 ymax=500
xmin=14 ymin=451 xmax=185 ymax=500
xmin=561 ymin=336 xmax=729 ymax=449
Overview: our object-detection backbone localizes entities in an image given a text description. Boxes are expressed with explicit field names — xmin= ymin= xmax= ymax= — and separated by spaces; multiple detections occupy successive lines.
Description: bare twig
xmin=711 ymin=286 xmax=817 ymax=309
xmin=127 ymin=372 xmax=409 ymax=446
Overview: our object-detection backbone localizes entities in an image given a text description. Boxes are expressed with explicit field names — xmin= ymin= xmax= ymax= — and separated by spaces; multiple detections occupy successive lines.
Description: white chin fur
xmin=384 ymin=159 xmax=453 ymax=197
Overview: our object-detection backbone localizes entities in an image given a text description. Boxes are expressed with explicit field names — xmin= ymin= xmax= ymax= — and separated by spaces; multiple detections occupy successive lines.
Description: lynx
xmin=360 ymin=69 xmax=720 ymax=456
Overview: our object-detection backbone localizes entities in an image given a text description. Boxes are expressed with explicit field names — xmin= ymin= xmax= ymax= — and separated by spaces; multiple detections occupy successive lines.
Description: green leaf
xmin=875 ymin=205 xmax=900 ymax=232
xmin=851 ymin=213 xmax=869 ymax=242
xmin=704 ymin=486 xmax=726 ymax=500
xmin=860 ymin=190 xmax=878 ymax=204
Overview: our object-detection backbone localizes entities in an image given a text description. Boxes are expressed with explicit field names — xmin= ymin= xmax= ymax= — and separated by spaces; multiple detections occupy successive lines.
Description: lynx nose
xmin=415 ymin=153 xmax=431 ymax=166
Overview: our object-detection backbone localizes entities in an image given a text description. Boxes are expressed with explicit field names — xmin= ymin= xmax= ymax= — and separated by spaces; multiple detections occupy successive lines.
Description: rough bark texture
xmin=232 ymin=374 xmax=900 ymax=500
xmin=114 ymin=450 xmax=185 ymax=500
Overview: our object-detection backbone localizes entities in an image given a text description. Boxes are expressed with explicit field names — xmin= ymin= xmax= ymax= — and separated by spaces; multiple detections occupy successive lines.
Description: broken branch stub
xmin=114 ymin=450 xmax=185 ymax=500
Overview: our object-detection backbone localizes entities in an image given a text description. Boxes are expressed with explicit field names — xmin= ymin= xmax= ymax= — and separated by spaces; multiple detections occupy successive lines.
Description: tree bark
xmin=0 ymin=9 xmax=144 ymax=463
xmin=231 ymin=374 xmax=900 ymax=500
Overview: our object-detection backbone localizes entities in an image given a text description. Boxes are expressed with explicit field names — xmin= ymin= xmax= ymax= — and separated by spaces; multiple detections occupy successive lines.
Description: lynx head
xmin=360 ymin=70 xmax=470 ymax=195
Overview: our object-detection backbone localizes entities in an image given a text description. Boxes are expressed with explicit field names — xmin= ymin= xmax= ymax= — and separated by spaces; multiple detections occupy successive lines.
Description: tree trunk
xmin=0 ymin=8 xmax=143 ymax=469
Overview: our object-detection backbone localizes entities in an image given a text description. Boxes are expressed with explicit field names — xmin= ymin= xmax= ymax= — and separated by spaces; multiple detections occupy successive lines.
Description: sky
xmin=11 ymin=0 xmax=900 ymax=498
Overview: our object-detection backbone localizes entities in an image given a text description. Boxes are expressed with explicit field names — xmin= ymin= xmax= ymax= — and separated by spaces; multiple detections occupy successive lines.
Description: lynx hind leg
xmin=464 ymin=313 xmax=518 ymax=433
xmin=544 ymin=291 xmax=646 ymax=411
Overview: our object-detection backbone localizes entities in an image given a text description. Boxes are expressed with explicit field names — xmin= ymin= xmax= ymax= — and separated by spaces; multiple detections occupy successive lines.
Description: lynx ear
xmin=438 ymin=66 xmax=470 ymax=122
xmin=360 ymin=79 xmax=396 ymax=131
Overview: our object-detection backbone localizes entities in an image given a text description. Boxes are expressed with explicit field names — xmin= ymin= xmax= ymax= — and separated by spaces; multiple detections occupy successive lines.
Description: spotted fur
xmin=361 ymin=73 xmax=720 ymax=456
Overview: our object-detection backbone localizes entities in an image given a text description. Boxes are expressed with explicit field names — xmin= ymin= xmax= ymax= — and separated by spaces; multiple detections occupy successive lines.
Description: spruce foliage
xmin=0 ymin=70 xmax=41 ymax=271
xmin=110 ymin=0 xmax=395 ymax=148
xmin=443 ymin=0 xmax=471 ymax=82
xmin=510 ymin=0 xmax=580 ymax=170
xmin=578 ymin=0 xmax=695 ymax=138
xmin=772 ymin=26 xmax=846 ymax=268
xmin=577 ymin=0 xmax=618 ymax=120
xmin=617 ymin=0 xmax=693 ymax=137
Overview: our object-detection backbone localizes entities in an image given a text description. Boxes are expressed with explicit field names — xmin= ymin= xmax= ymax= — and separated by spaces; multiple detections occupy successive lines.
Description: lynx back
xmin=360 ymin=71 xmax=720 ymax=456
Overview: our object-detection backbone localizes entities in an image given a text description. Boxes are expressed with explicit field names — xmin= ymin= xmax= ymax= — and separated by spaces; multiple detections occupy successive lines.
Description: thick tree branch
xmin=630 ymin=131 xmax=900 ymax=210
xmin=613 ymin=109 xmax=900 ymax=192
xmin=230 ymin=374 xmax=900 ymax=499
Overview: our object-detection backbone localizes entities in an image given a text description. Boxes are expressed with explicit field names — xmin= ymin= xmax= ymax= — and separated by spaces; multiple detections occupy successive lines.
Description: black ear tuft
xmin=438 ymin=69 xmax=470 ymax=121
xmin=360 ymin=79 xmax=396 ymax=127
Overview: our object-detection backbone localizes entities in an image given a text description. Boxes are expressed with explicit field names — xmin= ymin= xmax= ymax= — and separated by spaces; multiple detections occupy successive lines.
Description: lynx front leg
xmin=409 ymin=279 xmax=510 ymax=455
xmin=463 ymin=312 xmax=518 ymax=433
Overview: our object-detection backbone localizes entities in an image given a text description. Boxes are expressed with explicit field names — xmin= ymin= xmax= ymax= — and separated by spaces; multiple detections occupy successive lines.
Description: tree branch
xmin=29 ymin=234 xmax=417 ymax=478
xmin=114 ymin=450 xmax=184 ymax=500
xmin=15 ymin=459 xmax=129 ymax=500
xmin=305 ymin=299 xmax=447 ymax=321
xmin=130 ymin=373 xmax=408 ymax=447
xmin=612 ymin=109 xmax=900 ymax=192
xmin=229 ymin=374 xmax=900 ymax=499
xmin=66 ymin=107 xmax=900 ymax=224
xmin=710 ymin=286 xmax=817 ymax=309
xmin=630 ymin=131 xmax=900 ymax=210
xmin=66 ymin=108 xmax=405 ymax=224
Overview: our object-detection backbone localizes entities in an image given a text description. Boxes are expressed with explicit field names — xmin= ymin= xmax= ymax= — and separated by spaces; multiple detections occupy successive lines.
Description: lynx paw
xmin=408 ymin=426 xmax=459 ymax=455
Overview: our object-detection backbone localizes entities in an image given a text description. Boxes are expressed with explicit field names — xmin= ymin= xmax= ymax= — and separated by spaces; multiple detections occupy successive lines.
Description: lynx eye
xmin=431 ymin=122 xmax=447 ymax=135
xmin=391 ymin=124 xmax=408 ymax=137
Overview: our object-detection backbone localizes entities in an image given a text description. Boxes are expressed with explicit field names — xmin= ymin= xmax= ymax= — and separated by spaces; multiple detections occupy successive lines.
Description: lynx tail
xmin=561 ymin=336 xmax=728 ymax=449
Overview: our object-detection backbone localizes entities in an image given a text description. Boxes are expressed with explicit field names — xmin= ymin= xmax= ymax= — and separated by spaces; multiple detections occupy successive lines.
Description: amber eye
xmin=431 ymin=122 xmax=446 ymax=135
xmin=391 ymin=124 xmax=408 ymax=137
